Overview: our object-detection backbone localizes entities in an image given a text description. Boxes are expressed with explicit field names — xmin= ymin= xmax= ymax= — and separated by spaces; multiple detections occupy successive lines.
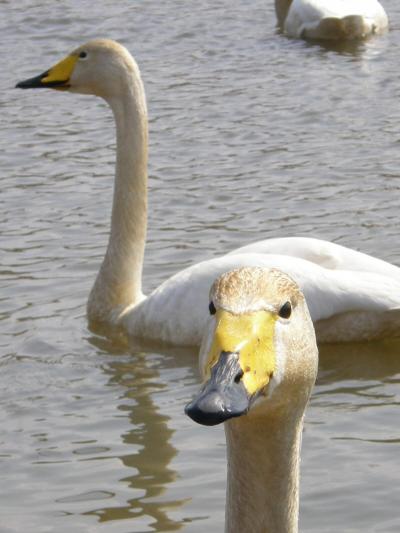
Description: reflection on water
xmin=82 ymin=335 xmax=188 ymax=530
xmin=98 ymin=359 xmax=182 ymax=529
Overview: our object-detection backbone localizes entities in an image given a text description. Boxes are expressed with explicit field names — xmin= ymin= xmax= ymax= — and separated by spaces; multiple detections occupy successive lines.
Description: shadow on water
xmin=82 ymin=333 xmax=198 ymax=531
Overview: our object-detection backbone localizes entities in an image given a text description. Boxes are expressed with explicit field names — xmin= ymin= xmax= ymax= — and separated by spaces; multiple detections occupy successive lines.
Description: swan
xmin=16 ymin=39 xmax=400 ymax=346
xmin=185 ymin=266 xmax=319 ymax=533
xmin=274 ymin=0 xmax=388 ymax=40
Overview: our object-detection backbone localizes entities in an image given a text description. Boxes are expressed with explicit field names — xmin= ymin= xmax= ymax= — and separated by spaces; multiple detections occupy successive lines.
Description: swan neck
xmin=275 ymin=0 xmax=293 ymax=27
xmin=88 ymin=70 xmax=148 ymax=323
xmin=224 ymin=409 xmax=303 ymax=533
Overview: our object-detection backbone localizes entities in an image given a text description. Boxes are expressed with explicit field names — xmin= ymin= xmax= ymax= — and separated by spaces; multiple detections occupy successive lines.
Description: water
xmin=1 ymin=0 xmax=400 ymax=531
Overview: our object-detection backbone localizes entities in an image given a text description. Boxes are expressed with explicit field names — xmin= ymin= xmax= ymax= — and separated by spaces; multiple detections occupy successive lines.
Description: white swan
xmin=16 ymin=39 xmax=400 ymax=346
xmin=186 ymin=266 xmax=319 ymax=533
xmin=275 ymin=0 xmax=388 ymax=40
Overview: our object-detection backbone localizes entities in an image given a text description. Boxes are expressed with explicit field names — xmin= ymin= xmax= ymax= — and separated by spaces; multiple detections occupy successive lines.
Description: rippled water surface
xmin=2 ymin=1 xmax=400 ymax=531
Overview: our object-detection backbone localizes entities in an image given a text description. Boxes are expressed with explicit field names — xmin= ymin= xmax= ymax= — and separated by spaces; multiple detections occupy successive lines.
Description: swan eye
xmin=278 ymin=301 xmax=292 ymax=319
xmin=209 ymin=301 xmax=216 ymax=315
xmin=79 ymin=51 xmax=88 ymax=59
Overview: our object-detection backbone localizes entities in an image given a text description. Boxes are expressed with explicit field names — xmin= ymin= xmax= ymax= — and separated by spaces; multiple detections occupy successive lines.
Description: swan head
xmin=16 ymin=39 xmax=141 ymax=101
xmin=185 ymin=267 xmax=318 ymax=426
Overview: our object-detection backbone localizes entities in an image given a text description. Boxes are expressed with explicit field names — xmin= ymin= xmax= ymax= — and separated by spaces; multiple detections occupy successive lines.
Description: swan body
xmin=186 ymin=266 xmax=319 ymax=533
xmin=16 ymin=40 xmax=400 ymax=346
xmin=126 ymin=251 xmax=400 ymax=345
xmin=275 ymin=0 xmax=388 ymax=40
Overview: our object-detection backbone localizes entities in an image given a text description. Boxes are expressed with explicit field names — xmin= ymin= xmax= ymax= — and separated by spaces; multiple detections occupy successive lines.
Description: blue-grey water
xmin=1 ymin=0 xmax=400 ymax=531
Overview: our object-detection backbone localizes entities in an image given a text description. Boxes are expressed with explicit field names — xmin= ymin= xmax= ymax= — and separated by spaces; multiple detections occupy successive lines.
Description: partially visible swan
xmin=275 ymin=0 xmax=388 ymax=40
xmin=186 ymin=266 xmax=319 ymax=533
xmin=16 ymin=40 xmax=400 ymax=346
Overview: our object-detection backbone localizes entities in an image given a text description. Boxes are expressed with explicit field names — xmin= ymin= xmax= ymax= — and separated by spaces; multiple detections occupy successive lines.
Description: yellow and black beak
xmin=185 ymin=309 xmax=277 ymax=426
xmin=185 ymin=351 xmax=250 ymax=426
xmin=16 ymin=54 xmax=78 ymax=90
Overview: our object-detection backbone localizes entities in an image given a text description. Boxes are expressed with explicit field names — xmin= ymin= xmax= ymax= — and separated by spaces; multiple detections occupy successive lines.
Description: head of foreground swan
xmin=186 ymin=266 xmax=318 ymax=533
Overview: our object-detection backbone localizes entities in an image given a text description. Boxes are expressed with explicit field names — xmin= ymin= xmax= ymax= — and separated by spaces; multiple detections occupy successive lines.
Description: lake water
xmin=1 ymin=0 xmax=400 ymax=531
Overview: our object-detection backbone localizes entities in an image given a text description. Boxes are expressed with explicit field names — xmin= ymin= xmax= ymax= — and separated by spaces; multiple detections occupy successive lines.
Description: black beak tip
xmin=185 ymin=390 xmax=249 ymax=427
xmin=15 ymin=77 xmax=41 ymax=90
xmin=185 ymin=352 xmax=251 ymax=427
xmin=185 ymin=399 xmax=229 ymax=426
xmin=15 ymin=71 xmax=51 ymax=90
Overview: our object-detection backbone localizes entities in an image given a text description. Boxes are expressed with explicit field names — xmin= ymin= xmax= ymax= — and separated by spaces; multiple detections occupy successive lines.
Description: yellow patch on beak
xmin=41 ymin=55 xmax=78 ymax=85
xmin=206 ymin=309 xmax=277 ymax=396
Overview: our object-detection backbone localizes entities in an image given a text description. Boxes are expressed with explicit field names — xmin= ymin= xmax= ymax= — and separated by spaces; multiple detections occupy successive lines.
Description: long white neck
xmin=275 ymin=0 xmax=293 ymax=27
xmin=87 ymin=67 xmax=148 ymax=324
xmin=224 ymin=408 xmax=304 ymax=533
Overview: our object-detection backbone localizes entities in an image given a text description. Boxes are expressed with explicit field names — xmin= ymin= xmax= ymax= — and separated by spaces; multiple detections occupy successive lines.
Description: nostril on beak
xmin=234 ymin=369 xmax=244 ymax=384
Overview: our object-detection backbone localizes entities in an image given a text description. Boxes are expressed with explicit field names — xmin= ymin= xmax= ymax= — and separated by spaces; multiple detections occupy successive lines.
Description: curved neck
xmin=275 ymin=0 xmax=293 ymax=27
xmin=224 ymin=409 xmax=303 ymax=533
xmin=88 ymin=72 xmax=148 ymax=323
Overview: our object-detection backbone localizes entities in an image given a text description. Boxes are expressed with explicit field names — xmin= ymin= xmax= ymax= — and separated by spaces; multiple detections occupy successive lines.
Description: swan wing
xmin=122 ymin=253 xmax=400 ymax=346
xmin=229 ymin=237 xmax=400 ymax=281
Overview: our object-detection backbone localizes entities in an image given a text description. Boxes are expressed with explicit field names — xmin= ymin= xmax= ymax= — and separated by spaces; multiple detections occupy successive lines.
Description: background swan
xmin=275 ymin=0 xmax=388 ymax=40
xmin=16 ymin=39 xmax=400 ymax=346
xmin=186 ymin=266 xmax=319 ymax=533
